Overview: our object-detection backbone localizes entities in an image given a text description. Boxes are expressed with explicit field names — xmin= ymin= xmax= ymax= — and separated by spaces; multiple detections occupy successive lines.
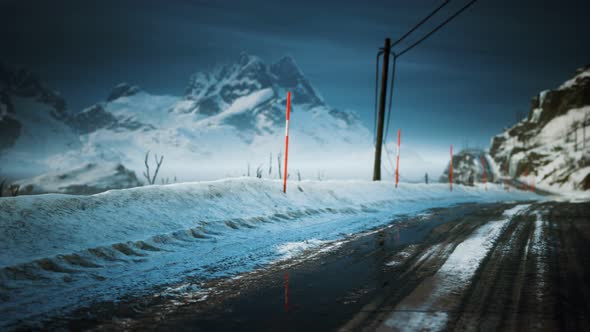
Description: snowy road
xmin=8 ymin=199 xmax=573 ymax=331
xmin=0 ymin=179 xmax=541 ymax=330
xmin=34 ymin=200 xmax=589 ymax=332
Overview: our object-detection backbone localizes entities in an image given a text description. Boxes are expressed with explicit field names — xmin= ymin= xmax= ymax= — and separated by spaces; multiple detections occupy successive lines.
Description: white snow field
xmin=0 ymin=179 xmax=539 ymax=328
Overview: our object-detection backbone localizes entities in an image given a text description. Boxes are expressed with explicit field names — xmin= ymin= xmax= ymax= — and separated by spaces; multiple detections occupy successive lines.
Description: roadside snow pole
xmin=480 ymin=156 xmax=487 ymax=191
xmin=283 ymin=92 xmax=291 ymax=193
xmin=395 ymin=129 xmax=401 ymax=188
xmin=449 ymin=145 xmax=453 ymax=192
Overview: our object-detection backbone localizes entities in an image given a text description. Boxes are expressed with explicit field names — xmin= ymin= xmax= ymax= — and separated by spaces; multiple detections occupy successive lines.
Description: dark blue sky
xmin=1 ymin=0 xmax=589 ymax=150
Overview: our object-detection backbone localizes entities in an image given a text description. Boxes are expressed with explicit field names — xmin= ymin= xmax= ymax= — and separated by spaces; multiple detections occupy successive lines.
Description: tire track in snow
xmin=379 ymin=205 xmax=530 ymax=332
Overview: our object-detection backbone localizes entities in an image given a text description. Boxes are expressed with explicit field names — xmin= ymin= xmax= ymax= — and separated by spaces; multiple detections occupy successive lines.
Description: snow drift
xmin=0 ymin=179 xmax=539 ymax=328
xmin=0 ymin=179 xmax=538 ymax=268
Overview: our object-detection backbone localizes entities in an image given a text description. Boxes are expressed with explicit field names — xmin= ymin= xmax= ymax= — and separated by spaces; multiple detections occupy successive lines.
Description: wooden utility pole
xmin=373 ymin=37 xmax=391 ymax=181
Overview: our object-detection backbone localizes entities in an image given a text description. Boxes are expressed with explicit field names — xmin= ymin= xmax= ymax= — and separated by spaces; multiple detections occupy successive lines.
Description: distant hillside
xmin=0 ymin=53 xmax=373 ymax=193
xmin=489 ymin=65 xmax=590 ymax=191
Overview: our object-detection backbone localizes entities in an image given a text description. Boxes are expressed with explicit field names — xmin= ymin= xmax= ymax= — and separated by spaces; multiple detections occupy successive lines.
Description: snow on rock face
xmin=0 ymin=62 xmax=67 ymax=116
xmin=440 ymin=149 xmax=496 ymax=186
xmin=15 ymin=163 xmax=142 ymax=195
xmin=0 ymin=63 xmax=68 ymax=152
xmin=270 ymin=55 xmax=324 ymax=105
xmin=489 ymin=66 xmax=590 ymax=192
xmin=177 ymin=52 xmax=325 ymax=119
xmin=0 ymin=66 xmax=148 ymax=184
xmin=0 ymin=93 xmax=20 ymax=150
xmin=106 ymin=82 xmax=142 ymax=102
xmin=68 ymin=103 xmax=153 ymax=134
xmin=559 ymin=65 xmax=590 ymax=90
xmin=0 ymin=97 xmax=81 ymax=179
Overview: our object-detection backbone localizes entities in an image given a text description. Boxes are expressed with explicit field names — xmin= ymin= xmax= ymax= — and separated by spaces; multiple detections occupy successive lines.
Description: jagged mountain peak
xmin=558 ymin=65 xmax=590 ymax=91
xmin=184 ymin=52 xmax=269 ymax=101
xmin=270 ymin=55 xmax=302 ymax=79
xmin=107 ymin=82 xmax=142 ymax=102
xmin=0 ymin=63 xmax=70 ymax=151
xmin=237 ymin=51 xmax=264 ymax=68
xmin=180 ymin=53 xmax=324 ymax=117
xmin=575 ymin=64 xmax=590 ymax=75
xmin=0 ymin=62 xmax=67 ymax=115
xmin=273 ymin=54 xmax=297 ymax=66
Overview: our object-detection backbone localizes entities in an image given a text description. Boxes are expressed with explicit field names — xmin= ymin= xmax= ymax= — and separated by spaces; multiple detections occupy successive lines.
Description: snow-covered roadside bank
xmin=0 ymin=179 xmax=538 ymax=328
xmin=0 ymin=179 xmax=538 ymax=268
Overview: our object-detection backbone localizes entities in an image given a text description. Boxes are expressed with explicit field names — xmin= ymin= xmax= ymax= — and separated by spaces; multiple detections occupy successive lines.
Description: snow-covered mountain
xmin=74 ymin=52 xmax=372 ymax=181
xmin=169 ymin=52 xmax=367 ymax=147
xmin=489 ymin=65 xmax=590 ymax=191
xmin=0 ymin=62 xmax=80 ymax=179
xmin=175 ymin=52 xmax=324 ymax=118
xmin=0 ymin=53 xmax=372 ymax=193
xmin=15 ymin=163 xmax=142 ymax=195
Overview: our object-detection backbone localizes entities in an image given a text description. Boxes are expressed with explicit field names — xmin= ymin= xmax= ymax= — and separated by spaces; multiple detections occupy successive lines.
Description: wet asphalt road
xmin=34 ymin=200 xmax=590 ymax=331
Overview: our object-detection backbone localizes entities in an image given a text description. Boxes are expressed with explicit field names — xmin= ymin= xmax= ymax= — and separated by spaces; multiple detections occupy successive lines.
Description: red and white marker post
xmin=283 ymin=92 xmax=291 ymax=194
xmin=395 ymin=129 xmax=401 ymax=188
xmin=449 ymin=145 xmax=454 ymax=192
xmin=480 ymin=156 xmax=487 ymax=191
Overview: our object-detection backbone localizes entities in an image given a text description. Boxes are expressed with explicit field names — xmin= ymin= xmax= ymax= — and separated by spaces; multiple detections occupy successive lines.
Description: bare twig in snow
xmin=143 ymin=151 xmax=151 ymax=184
xmin=142 ymin=150 xmax=164 ymax=185
xmin=8 ymin=184 xmax=19 ymax=196
xmin=277 ymin=152 xmax=282 ymax=180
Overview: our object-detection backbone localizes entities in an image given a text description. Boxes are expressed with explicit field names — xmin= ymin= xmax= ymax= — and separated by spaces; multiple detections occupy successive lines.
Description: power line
xmin=373 ymin=0 xmax=479 ymax=181
xmin=383 ymin=54 xmax=397 ymax=147
xmin=382 ymin=143 xmax=396 ymax=176
xmin=390 ymin=0 xmax=452 ymax=49
xmin=383 ymin=0 xmax=477 ymax=151
xmin=396 ymin=0 xmax=478 ymax=58
xmin=382 ymin=1 xmax=452 ymax=158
